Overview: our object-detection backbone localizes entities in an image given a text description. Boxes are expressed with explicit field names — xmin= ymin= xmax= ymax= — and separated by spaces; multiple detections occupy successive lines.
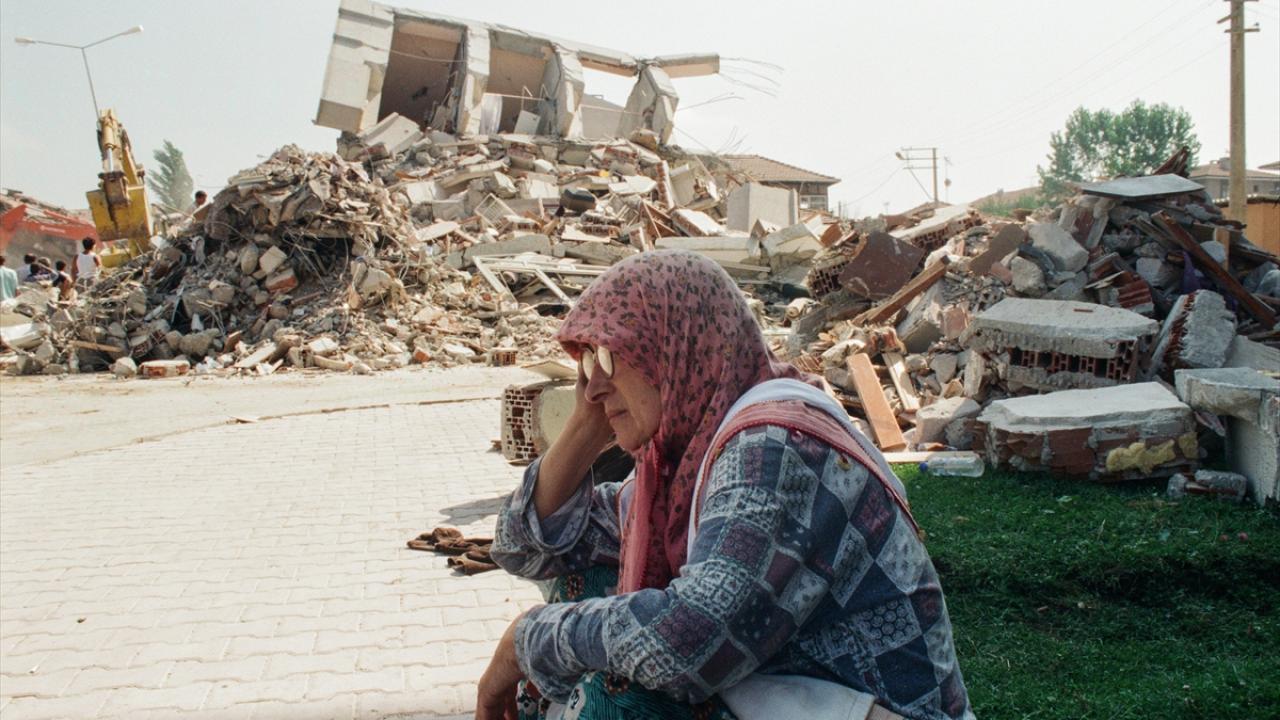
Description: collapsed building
xmin=315 ymin=0 xmax=718 ymax=143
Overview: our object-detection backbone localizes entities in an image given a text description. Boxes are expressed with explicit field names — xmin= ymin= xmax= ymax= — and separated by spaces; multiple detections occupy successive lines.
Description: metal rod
xmin=80 ymin=47 xmax=101 ymax=119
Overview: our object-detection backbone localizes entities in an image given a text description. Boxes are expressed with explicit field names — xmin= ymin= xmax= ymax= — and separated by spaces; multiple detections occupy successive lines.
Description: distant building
xmin=1188 ymin=158 xmax=1280 ymax=200
xmin=719 ymin=155 xmax=840 ymax=211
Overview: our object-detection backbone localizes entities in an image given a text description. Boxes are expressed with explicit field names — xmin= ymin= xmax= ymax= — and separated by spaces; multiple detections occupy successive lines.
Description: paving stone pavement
xmin=0 ymin=395 xmax=545 ymax=719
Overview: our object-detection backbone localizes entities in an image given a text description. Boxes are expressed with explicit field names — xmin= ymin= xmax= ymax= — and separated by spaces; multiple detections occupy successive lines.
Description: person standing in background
xmin=72 ymin=237 xmax=102 ymax=289
xmin=0 ymin=255 xmax=19 ymax=301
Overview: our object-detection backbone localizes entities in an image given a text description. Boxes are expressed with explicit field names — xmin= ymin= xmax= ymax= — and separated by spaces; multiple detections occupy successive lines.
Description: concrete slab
xmin=1175 ymin=367 xmax=1280 ymax=422
xmin=726 ymin=183 xmax=798 ymax=233
xmin=977 ymin=382 xmax=1196 ymax=480
xmin=967 ymin=298 xmax=1157 ymax=357
xmin=1027 ymin=222 xmax=1088 ymax=273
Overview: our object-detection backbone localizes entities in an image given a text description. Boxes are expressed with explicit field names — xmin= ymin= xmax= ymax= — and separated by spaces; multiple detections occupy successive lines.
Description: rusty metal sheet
xmin=838 ymin=231 xmax=926 ymax=300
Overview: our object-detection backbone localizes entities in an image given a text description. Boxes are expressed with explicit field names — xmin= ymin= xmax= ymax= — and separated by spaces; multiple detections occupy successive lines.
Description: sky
xmin=1 ymin=0 xmax=1278 ymax=217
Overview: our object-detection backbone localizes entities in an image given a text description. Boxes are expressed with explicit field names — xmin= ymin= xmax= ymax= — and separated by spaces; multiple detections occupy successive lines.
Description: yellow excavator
xmin=86 ymin=109 xmax=153 ymax=268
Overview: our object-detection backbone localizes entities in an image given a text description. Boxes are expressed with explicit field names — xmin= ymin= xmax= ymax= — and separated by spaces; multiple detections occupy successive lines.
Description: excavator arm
xmin=86 ymin=108 xmax=153 ymax=260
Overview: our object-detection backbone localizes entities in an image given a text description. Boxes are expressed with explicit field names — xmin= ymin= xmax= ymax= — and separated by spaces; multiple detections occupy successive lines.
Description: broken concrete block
xmin=1135 ymin=257 xmax=1179 ymax=289
xmin=307 ymin=337 xmax=341 ymax=357
xmin=1175 ymin=367 xmax=1279 ymax=421
xmin=1043 ymin=272 xmax=1089 ymax=302
xmin=975 ymin=382 xmax=1196 ymax=480
xmin=258 ymin=246 xmax=288 ymax=276
xmin=235 ymin=342 xmax=279 ymax=370
xmin=762 ymin=223 xmax=823 ymax=266
xmin=916 ymin=397 xmax=981 ymax=446
xmin=671 ymin=208 xmax=724 ymax=237
xmin=356 ymin=267 xmax=393 ymax=298
xmin=464 ymin=234 xmax=553 ymax=263
xmin=359 ymin=112 xmax=423 ymax=155
xmin=937 ymin=306 xmax=969 ymax=342
xmin=1148 ymin=291 xmax=1236 ymax=376
xmin=265 ymin=268 xmax=298 ymax=295
xmin=139 ymin=359 xmax=190 ymax=379
xmin=964 ymin=298 xmax=1157 ymax=392
xmin=1225 ymin=334 xmax=1280 ymax=373
xmin=211 ymin=282 xmax=237 ymax=306
xmin=1010 ymin=256 xmax=1046 ymax=297
xmin=837 ymin=231 xmax=925 ymax=300
xmin=312 ymin=354 xmax=353 ymax=372
xmin=1167 ymin=470 xmax=1248 ymax=502
xmin=178 ymin=332 xmax=217 ymax=359
xmin=930 ymin=353 xmax=959 ymax=385
xmin=968 ymin=224 xmax=1026 ymax=275
xmin=0 ymin=321 xmax=46 ymax=351
xmin=654 ymin=236 xmax=761 ymax=265
xmin=726 ymin=183 xmax=798 ymax=233
xmin=7 ymin=354 xmax=43 ymax=376
xmin=896 ymin=283 xmax=945 ymax=354
xmin=1028 ymin=222 xmax=1088 ymax=273
xmin=112 ymin=357 xmax=138 ymax=379
xmin=238 ymin=244 xmax=260 ymax=276
xmin=33 ymin=339 xmax=55 ymax=365
xmin=400 ymin=180 xmax=443 ymax=205
xmin=442 ymin=342 xmax=477 ymax=361
xmin=1175 ymin=367 xmax=1280 ymax=505
xmin=892 ymin=205 xmax=980 ymax=251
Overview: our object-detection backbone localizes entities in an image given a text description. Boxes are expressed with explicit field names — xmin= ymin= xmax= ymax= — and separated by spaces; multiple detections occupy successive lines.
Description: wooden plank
xmin=847 ymin=353 xmax=907 ymax=451
xmin=1154 ymin=212 xmax=1277 ymax=327
xmin=882 ymin=450 xmax=981 ymax=464
xmin=1215 ymin=225 xmax=1231 ymax=270
xmin=882 ymin=352 xmax=920 ymax=412
xmin=854 ymin=256 xmax=950 ymax=326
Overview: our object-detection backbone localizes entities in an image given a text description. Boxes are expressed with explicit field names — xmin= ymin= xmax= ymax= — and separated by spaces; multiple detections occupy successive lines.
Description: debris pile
xmin=771 ymin=152 xmax=1279 ymax=500
xmin=2 ymin=117 xmax=1275 ymax=502
xmin=5 ymin=112 xmax=861 ymax=379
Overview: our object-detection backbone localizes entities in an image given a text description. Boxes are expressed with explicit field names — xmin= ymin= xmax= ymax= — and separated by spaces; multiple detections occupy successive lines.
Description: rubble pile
xmin=2 ymin=116 xmax=1275 ymax=502
xmin=3 ymin=116 xmax=835 ymax=378
xmin=776 ymin=151 xmax=1278 ymax=500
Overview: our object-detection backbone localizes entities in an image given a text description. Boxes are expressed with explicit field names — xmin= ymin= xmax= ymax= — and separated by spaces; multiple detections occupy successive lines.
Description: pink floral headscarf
xmin=557 ymin=250 xmax=819 ymax=593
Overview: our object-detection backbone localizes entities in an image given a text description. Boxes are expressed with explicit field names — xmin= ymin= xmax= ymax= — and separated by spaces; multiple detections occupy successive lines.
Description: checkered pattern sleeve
xmin=491 ymin=457 xmax=624 ymax=581
xmin=513 ymin=426 xmax=973 ymax=718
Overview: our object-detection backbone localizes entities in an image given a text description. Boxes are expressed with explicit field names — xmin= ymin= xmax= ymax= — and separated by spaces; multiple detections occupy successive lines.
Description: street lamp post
xmin=13 ymin=25 xmax=144 ymax=119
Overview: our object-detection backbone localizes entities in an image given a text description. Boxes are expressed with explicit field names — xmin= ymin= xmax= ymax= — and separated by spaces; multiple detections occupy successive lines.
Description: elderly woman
xmin=481 ymin=251 xmax=973 ymax=720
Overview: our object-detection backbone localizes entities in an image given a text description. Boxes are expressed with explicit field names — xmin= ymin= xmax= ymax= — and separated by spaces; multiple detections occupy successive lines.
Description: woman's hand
xmin=571 ymin=362 xmax=610 ymax=433
xmin=532 ymin=364 xmax=615 ymax=519
xmin=476 ymin=616 xmax=525 ymax=720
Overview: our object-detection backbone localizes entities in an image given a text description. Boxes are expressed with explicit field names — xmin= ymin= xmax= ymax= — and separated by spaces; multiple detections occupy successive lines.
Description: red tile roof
xmin=721 ymin=154 xmax=840 ymax=185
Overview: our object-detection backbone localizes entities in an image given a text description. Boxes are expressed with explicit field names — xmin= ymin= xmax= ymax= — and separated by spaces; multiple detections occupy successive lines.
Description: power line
xmin=962 ymin=37 xmax=1229 ymax=168
xmin=945 ymin=30 xmax=1226 ymax=158
xmin=843 ymin=167 xmax=901 ymax=204
xmin=904 ymin=166 xmax=935 ymax=202
xmin=942 ymin=0 xmax=1218 ymax=149
xmin=941 ymin=0 xmax=1217 ymax=146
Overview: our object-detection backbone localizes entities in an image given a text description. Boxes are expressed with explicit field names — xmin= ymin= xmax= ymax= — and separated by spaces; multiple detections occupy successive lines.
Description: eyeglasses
xmin=581 ymin=345 xmax=614 ymax=381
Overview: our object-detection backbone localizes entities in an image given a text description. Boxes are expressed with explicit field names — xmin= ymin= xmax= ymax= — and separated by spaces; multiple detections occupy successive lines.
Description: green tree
xmin=1037 ymin=101 xmax=1200 ymax=201
xmin=147 ymin=140 xmax=195 ymax=212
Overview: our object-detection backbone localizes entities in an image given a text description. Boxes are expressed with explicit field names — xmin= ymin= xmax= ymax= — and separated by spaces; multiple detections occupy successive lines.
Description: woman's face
xmin=583 ymin=353 xmax=662 ymax=452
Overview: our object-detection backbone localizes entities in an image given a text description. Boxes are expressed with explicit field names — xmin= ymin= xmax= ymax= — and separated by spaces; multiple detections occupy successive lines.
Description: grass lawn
xmin=895 ymin=465 xmax=1280 ymax=720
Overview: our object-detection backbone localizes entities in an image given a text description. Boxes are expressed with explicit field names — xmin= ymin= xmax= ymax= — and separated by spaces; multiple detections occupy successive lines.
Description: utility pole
xmin=895 ymin=147 xmax=941 ymax=205
xmin=1219 ymin=0 xmax=1258 ymax=222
